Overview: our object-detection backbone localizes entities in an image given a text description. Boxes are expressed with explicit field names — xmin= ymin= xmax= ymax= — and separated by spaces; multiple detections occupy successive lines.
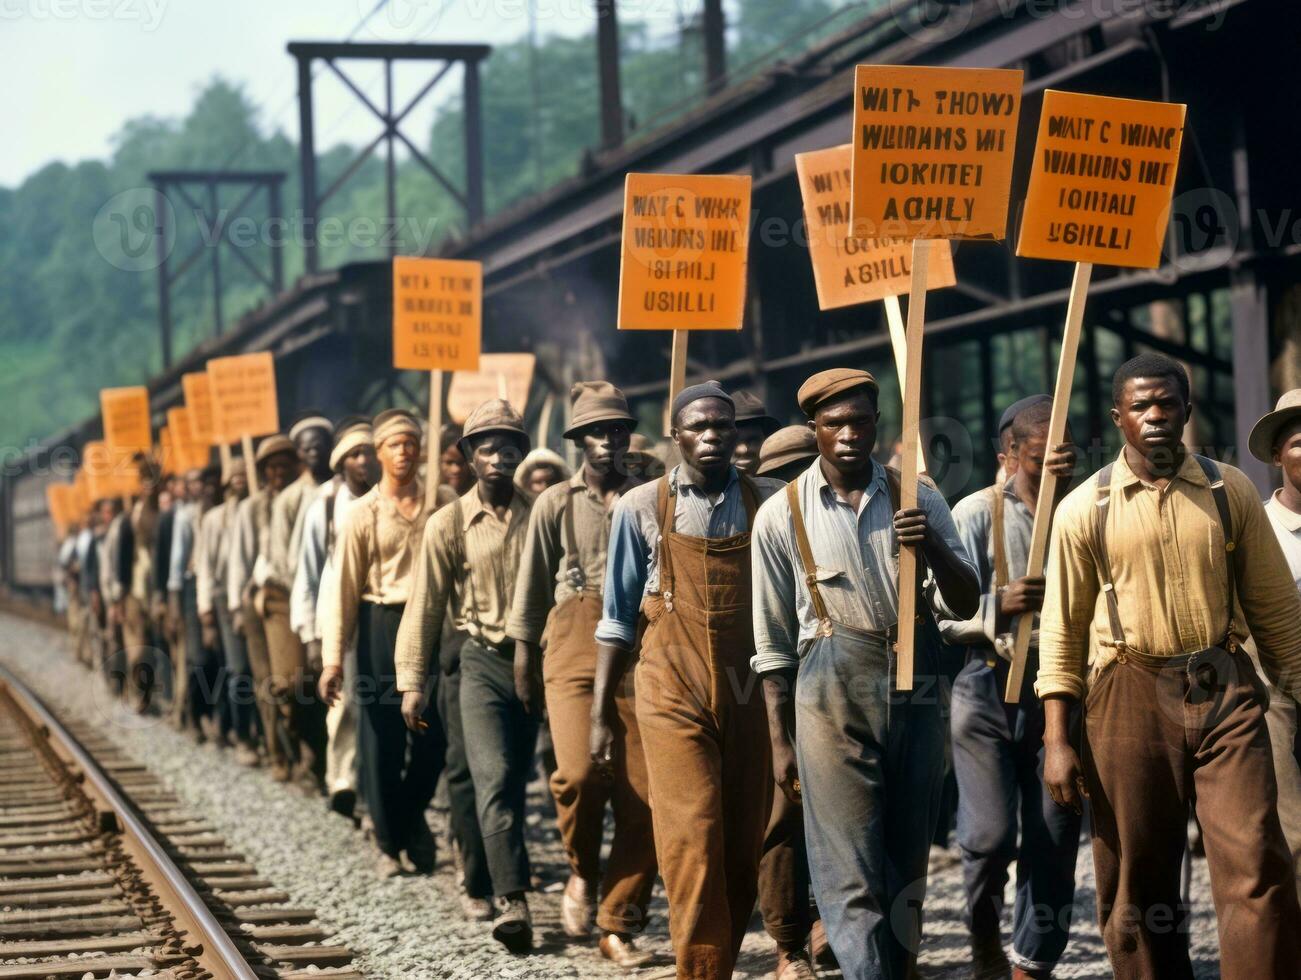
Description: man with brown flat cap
xmin=325 ymin=408 xmax=451 ymax=879
xmin=592 ymin=380 xmax=784 ymax=980
xmin=396 ymin=398 xmax=538 ymax=952
xmin=1247 ymin=389 xmax=1301 ymax=901
xmin=507 ymin=381 xmax=656 ymax=967
xmin=730 ymin=389 xmax=781 ymax=477
xmin=229 ymin=434 xmax=302 ymax=780
xmin=751 ymin=368 xmax=979 ymax=980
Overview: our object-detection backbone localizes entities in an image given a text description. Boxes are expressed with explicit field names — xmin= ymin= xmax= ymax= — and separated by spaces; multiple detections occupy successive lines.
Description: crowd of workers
xmin=51 ymin=351 xmax=1301 ymax=980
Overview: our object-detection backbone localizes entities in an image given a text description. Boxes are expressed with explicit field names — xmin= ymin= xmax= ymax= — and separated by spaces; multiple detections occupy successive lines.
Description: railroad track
xmin=0 ymin=663 xmax=361 ymax=979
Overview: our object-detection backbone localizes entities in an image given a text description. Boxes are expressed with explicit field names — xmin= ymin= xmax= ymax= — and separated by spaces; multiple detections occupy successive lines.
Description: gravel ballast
xmin=0 ymin=613 xmax=1223 ymax=978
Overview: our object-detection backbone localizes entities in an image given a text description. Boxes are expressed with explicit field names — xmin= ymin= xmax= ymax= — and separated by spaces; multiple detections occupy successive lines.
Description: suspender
xmin=655 ymin=471 xmax=759 ymax=609
xmin=324 ymin=491 xmax=337 ymax=558
xmin=563 ymin=488 xmax=585 ymax=589
xmin=1093 ymin=454 xmax=1238 ymax=652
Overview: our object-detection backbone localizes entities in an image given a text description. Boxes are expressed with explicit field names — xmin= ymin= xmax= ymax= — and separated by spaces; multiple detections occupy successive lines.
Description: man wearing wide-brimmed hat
xmin=507 ymin=382 xmax=656 ymax=966
xmin=1248 ymin=389 xmax=1301 ymax=902
xmin=395 ymin=398 xmax=539 ymax=951
xmin=227 ymin=435 xmax=301 ymax=779
xmin=730 ymin=389 xmax=781 ymax=477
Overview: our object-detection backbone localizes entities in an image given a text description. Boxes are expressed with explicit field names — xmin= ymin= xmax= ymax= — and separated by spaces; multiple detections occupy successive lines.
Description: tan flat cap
xmin=221 ymin=455 xmax=247 ymax=486
xmin=797 ymin=368 xmax=879 ymax=416
xmin=1249 ymin=389 xmax=1301 ymax=463
xmin=564 ymin=381 xmax=638 ymax=439
xmin=757 ymin=425 xmax=818 ymax=476
xmin=254 ymin=434 xmax=295 ymax=465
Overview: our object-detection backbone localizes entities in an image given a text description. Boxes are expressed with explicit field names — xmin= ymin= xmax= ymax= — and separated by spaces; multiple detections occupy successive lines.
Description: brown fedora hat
xmin=1248 ymin=389 xmax=1301 ymax=463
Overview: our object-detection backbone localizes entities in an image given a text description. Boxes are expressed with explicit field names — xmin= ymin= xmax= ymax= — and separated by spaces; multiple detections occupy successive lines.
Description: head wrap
xmin=289 ymin=415 xmax=335 ymax=443
xmin=254 ymin=434 xmax=295 ymax=466
xmin=514 ymin=448 xmax=572 ymax=490
xmin=372 ymin=409 xmax=421 ymax=449
xmin=330 ymin=420 xmax=375 ymax=471
xmin=671 ymin=381 xmax=733 ymax=422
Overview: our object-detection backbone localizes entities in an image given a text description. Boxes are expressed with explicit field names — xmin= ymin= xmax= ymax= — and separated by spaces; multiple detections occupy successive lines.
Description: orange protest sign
xmin=796 ymin=143 xmax=957 ymax=309
xmin=84 ymin=441 xmax=140 ymax=501
xmin=447 ymin=354 xmax=536 ymax=425
xmin=208 ymin=353 xmax=280 ymax=443
xmin=1016 ymin=90 xmax=1185 ymax=269
xmin=46 ymin=484 xmax=76 ymax=536
xmin=850 ymin=65 xmax=1022 ymax=241
xmin=74 ymin=467 xmax=90 ymax=516
xmin=617 ymin=172 xmax=751 ymax=331
xmin=392 ymin=257 xmax=482 ymax=372
xmin=159 ymin=427 xmax=174 ymax=476
xmin=183 ymin=372 xmax=216 ymax=446
xmin=100 ymin=386 xmax=152 ymax=457
xmin=167 ymin=408 xmax=209 ymax=472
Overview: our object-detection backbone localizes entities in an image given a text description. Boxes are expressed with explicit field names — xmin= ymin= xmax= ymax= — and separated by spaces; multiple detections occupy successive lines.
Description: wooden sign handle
xmin=665 ymin=329 xmax=689 ymax=437
xmin=895 ymin=239 xmax=931 ymax=692
xmin=242 ymin=434 xmax=259 ymax=494
xmin=883 ymin=294 xmax=927 ymax=475
xmin=1004 ymin=261 xmax=1093 ymax=703
xmin=426 ymin=369 xmax=444 ymax=511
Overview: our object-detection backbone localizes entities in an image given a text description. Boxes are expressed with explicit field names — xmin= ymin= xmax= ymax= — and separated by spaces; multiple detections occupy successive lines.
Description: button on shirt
xmin=750 ymin=458 xmax=973 ymax=675
xmin=269 ymin=470 xmax=317 ymax=590
xmin=1036 ymin=451 xmax=1301 ymax=703
xmin=507 ymin=467 xmax=637 ymax=645
xmin=1264 ymin=492 xmax=1301 ymax=590
xmin=394 ymin=485 xmax=533 ymax=692
xmin=596 ymin=465 xmax=784 ymax=649
xmin=938 ymin=480 xmax=1034 ymax=650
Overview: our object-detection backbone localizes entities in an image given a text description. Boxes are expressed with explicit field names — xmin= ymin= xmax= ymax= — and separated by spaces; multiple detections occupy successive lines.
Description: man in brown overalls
xmin=592 ymin=381 xmax=783 ymax=980
xmin=508 ymin=381 xmax=656 ymax=967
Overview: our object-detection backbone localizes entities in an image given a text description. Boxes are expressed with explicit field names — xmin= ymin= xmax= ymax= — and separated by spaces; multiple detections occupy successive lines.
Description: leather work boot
xmin=460 ymin=893 xmax=493 ymax=922
xmin=560 ymin=874 xmax=595 ymax=937
xmin=810 ymin=919 xmax=837 ymax=968
xmin=972 ymin=929 xmax=1011 ymax=980
xmin=405 ymin=817 xmax=436 ymax=875
xmin=1012 ymin=969 xmax=1053 ymax=980
xmin=491 ymin=893 xmax=533 ymax=953
xmin=774 ymin=946 xmax=817 ymax=980
xmin=598 ymin=932 xmax=652 ymax=968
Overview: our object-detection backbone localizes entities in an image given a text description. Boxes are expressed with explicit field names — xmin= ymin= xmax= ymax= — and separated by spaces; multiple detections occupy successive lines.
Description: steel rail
xmin=0 ymin=661 xmax=260 ymax=980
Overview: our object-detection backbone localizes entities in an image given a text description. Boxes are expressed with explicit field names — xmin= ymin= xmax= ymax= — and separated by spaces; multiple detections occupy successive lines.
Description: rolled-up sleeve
xmin=595 ymin=503 xmax=649 ymax=649
xmin=920 ymin=483 xmax=977 ymax=624
xmin=506 ymin=490 xmax=563 ymax=645
xmin=937 ymin=493 xmax=997 ymax=646
xmin=750 ymin=494 xmax=800 ymax=675
xmin=1034 ymin=489 xmax=1096 ymax=701
xmin=394 ymin=508 xmax=455 ymax=692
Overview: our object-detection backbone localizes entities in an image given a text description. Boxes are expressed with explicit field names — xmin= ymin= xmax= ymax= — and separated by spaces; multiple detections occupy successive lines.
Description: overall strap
xmin=563 ymin=487 xmax=582 ymax=580
xmin=739 ymin=473 xmax=760 ymax=526
xmin=324 ymin=491 xmax=337 ymax=558
xmin=990 ymin=479 xmax=1009 ymax=591
xmin=1193 ymin=454 xmax=1238 ymax=644
xmin=1093 ymin=464 xmax=1126 ymax=648
xmin=655 ymin=476 xmax=675 ymax=602
xmin=786 ymin=480 xmax=832 ymax=631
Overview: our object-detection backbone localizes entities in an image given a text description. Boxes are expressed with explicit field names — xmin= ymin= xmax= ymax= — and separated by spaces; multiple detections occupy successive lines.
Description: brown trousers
xmin=261 ymin=584 xmax=318 ymax=776
xmin=543 ymin=592 xmax=657 ymax=935
xmin=758 ymin=786 xmax=813 ymax=950
xmin=242 ymin=593 xmax=283 ymax=769
xmin=122 ymin=594 xmax=153 ymax=706
xmin=636 ymin=486 xmax=771 ymax=980
xmin=1085 ymin=646 xmax=1301 ymax=979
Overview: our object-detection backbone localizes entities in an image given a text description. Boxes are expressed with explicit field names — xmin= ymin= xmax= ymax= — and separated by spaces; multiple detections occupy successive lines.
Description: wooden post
xmin=883 ymin=294 xmax=927 ymax=473
xmin=664 ymin=329 xmax=689 ymax=436
xmin=1004 ymin=261 xmax=1093 ymax=703
xmin=895 ymin=239 xmax=931 ymax=692
xmin=241 ymin=434 xmax=258 ymax=493
xmin=426 ymin=369 xmax=444 ymax=510
xmin=219 ymin=444 xmax=232 ymax=479
xmin=497 ymin=372 xmax=508 ymax=400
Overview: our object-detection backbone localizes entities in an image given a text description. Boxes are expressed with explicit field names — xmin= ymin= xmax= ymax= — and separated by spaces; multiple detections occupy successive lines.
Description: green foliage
xmin=0 ymin=0 xmax=848 ymax=449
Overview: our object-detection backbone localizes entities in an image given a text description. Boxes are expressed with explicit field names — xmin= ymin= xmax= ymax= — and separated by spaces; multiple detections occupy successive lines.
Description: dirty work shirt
xmin=595 ymin=464 xmax=784 ymax=649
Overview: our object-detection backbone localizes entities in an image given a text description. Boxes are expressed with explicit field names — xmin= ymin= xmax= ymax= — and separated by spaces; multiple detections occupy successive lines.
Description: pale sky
xmin=1 ymin=0 xmax=696 ymax=188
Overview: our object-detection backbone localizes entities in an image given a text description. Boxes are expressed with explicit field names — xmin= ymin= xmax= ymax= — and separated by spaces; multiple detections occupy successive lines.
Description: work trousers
xmin=1250 ymin=645 xmax=1301 ymax=904
xmin=356 ymin=602 xmax=445 ymax=858
xmin=262 ymin=584 xmax=322 ymax=779
xmin=951 ymin=650 xmax=1080 ymax=973
xmin=325 ymin=646 xmax=358 ymax=797
xmin=796 ymin=620 xmax=945 ymax=980
xmin=242 ymin=593 xmax=282 ymax=768
xmin=215 ymin=600 xmax=255 ymax=745
xmin=440 ymin=639 xmax=492 ymax=898
xmin=122 ymin=594 xmax=162 ymax=708
xmin=758 ymin=786 xmax=814 ymax=950
xmin=1084 ymin=646 xmax=1301 ymax=979
xmin=543 ymin=593 xmax=656 ymax=934
xmin=180 ymin=578 xmax=218 ymax=729
xmin=67 ymin=590 xmax=88 ymax=665
xmin=460 ymin=636 xmax=539 ymax=897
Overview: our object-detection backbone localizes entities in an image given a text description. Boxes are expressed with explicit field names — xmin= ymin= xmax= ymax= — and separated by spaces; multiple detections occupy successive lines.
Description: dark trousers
xmin=440 ymin=649 xmax=492 ymax=898
xmin=215 ymin=600 xmax=256 ymax=744
xmin=460 ymin=636 xmax=539 ymax=897
xmin=952 ymin=651 xmax=1081 ymax=972
xmin=356 ymin=602 xmax=446 ymax=858
xmin=1085 ymin=647 xmax=1301 ymax=979
xmin=181 ymin=578 xmax=218 ymax=727
xmin=759 ymin=785 xmax=815 ymax=950
xmin=797 ymin=621 xmax=945 ymax=980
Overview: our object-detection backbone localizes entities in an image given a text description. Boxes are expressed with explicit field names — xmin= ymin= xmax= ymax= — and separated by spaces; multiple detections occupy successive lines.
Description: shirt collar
xmin=1267 ymin=491 xmax=1301 ymax=533
xmin=462 ymin=483 xmax=529 ymax=529
xmin=568 ymin=464 xmax=638 ymax=503
xmin=1112 ymin=447 xmax=1208 ymax=491
xmin=672 ymin=464 xmax=738 ymax=497
xmin=811 ymin=457 xmax=887 ymax=505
